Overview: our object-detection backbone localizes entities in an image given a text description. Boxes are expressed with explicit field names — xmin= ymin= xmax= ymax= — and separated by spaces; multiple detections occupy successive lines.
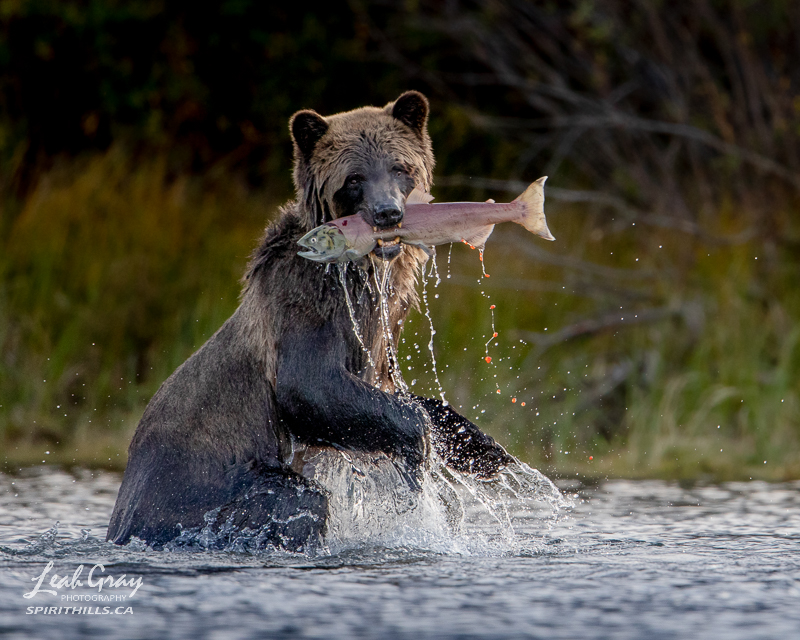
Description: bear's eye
xmin=346 ymin=174 xmax=363 ymax=187
xmin=392 ymin=166 xmax=407 ymax=178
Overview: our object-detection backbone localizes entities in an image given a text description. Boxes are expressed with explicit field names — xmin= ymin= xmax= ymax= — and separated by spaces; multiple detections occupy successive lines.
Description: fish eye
xmin=310 ymin=238 xmax=317 ymax=243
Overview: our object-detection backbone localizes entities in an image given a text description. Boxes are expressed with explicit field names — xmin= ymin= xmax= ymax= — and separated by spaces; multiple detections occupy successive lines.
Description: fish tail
xmin=513 ymin=176 xmax=555 ymax=241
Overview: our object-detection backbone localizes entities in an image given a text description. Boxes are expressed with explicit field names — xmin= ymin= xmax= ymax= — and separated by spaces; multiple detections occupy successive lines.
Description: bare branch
xmin=517 ymin=306 xmax=683 ymax=361
xmin=442 ymin=273 xmax=651 ymax=302
xmin=467 ymin=110 xmax=800 ymax=191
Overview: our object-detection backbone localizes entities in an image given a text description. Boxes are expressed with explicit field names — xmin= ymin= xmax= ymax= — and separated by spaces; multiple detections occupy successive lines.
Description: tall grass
xmin=0 ymin=147 xmax=281 ymax=468
xmin=325 ymin=0 xmax=800 ymax=481
xmin=2 ymin=146 xmax=799 ymax=480
xmin=404 ymin=190 xmax=800 ymax=482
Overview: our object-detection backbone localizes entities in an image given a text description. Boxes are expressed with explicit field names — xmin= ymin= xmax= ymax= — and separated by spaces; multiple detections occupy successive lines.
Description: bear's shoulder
xmin=241 ymin=201 xmax=341 ymax=321
xmin=245 ymin=201 xmax=309 ymax=279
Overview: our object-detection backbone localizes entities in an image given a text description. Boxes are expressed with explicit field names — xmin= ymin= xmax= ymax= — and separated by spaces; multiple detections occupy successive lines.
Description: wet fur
xmin=107 ymin=92 xmax=510 ymax=550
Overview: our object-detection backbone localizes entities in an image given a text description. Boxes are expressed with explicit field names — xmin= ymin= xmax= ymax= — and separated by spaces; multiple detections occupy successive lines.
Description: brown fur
xmin=292 ymin=96 xmax=435 ymax=228
xmin=107 ymin=92 xmax=509 ymax=550
xmin=244 ymin=92 xmax=435 ymax=393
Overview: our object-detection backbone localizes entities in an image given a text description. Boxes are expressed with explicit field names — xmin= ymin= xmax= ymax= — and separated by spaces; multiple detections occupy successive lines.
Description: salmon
xmin=297 ymin=177 xmax=553 ymax=263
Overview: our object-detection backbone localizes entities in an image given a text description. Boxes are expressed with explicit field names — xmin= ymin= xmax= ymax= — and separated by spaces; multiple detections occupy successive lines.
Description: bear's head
xmin=289 ymin=91 xmax=435 ymax=261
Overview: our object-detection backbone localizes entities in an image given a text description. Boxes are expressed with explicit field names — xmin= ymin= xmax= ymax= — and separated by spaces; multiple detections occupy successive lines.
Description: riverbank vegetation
xmin=2 ymin=1 xmax=799 ymax=481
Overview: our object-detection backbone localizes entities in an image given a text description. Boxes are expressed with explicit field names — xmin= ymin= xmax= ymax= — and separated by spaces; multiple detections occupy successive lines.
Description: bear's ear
xmin=290 ymin=110 xmax=329 ymax=161
xmin=390 ymin=91 xmax=429 ymax=138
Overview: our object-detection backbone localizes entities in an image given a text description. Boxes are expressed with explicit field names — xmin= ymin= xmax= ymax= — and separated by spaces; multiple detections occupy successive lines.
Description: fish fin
xmin=406 ymin=187 xmax=434 ymax=205
xmin=344 ymin=245 xmax=374 ymax=262
xmin=512 ymin=176 xmax=555 ymax=241
xmin=462 ymin=225 xmax=495 ymax=250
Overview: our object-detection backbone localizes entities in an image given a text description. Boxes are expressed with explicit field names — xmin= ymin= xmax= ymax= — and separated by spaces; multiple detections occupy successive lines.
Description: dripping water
xmin=370 ymin=255 xmax=407 ymax=393
xmin=337 ymin=264 xmax=377 ymax=373
xmin=475 ymin=249 xmax=500 ymax=393
xmin=428 ymin=250 xmax=442 ymax=287
xmin=420 ymin=254 xmax=447 ymax=406
xmin=325 ymin=249 xmax=567 ymax=552
xmin=446 ymin=242 xmax=453 ymax=279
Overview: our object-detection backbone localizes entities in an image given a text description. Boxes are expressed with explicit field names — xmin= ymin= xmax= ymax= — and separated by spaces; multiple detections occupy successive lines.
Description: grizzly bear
xmin=107 ymin=91 xmax=512 ymax=551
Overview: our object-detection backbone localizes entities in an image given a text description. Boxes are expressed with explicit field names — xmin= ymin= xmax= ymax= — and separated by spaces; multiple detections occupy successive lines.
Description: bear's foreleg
xmin=411 ymin=395 xmax=514 ymax=479
xmin=276 ymin=322 xmax=431 ymax=474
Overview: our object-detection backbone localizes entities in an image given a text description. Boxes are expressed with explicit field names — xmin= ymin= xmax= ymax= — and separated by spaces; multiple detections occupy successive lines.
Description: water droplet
xmin=421 ymin=260 xmax=446 ymax=404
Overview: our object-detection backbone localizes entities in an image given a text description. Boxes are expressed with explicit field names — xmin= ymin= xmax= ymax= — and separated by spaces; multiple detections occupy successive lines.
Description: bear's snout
xmin=373 ymin=203 xmax=403 ymax=228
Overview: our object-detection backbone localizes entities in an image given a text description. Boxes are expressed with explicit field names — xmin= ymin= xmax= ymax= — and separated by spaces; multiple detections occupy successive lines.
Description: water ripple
xmin=1 ymin=468 xmax=799 ymax=639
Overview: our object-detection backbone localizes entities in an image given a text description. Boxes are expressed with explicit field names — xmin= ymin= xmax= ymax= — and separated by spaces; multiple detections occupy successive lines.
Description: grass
xmin=405 ymin=190 xmax=800 ymax=483
xmin=0 ymin=147 xmax=282 ymax=469
xmin=2 ymin=147 xmax=799 ymax=481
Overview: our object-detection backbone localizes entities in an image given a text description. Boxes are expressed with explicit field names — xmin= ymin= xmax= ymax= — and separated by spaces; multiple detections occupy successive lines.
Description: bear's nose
xmin=373 ymin=204 xmax=403 ymax=228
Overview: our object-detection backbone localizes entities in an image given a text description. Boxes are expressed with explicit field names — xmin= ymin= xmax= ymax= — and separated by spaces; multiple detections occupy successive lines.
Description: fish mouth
xmin=297 ymin=249 xmax=329 ymax=262
xmin=373 ymin=236 xmax=402 ymax=260
xmin=296 ymin=238 xmax=330 ymax=262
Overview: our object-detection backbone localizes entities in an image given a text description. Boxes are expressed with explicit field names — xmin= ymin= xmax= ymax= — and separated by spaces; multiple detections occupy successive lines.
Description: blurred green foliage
xmin=1 ymin=147 xmax=274 ymax=463
xmin=2 ymin=0 xmax=800 ymax=479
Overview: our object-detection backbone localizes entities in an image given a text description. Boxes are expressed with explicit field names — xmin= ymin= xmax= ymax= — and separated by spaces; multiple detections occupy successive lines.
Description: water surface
xmin=1 ymin=466 xmax=799 ymax=639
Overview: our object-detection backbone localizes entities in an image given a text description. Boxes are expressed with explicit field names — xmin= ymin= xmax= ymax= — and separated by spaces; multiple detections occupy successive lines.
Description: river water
xmin=1 ymin=464 xmax=798 ymax=639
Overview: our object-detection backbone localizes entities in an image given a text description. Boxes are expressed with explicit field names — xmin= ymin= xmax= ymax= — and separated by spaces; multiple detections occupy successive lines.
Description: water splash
xmin=306 ymin=448 xmax=572 ymax=556
xmin=0 ymin=521 xmax=60 ymax=556
xmin=147 ymin=448 xmax=571 ymax=558
xmin=274 ymin=250 xmax=569 ymax=556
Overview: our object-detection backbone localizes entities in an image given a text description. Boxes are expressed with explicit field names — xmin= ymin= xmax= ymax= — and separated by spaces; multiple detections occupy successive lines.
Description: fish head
xmin=297 ymin=224 xmax=348 ymax=262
